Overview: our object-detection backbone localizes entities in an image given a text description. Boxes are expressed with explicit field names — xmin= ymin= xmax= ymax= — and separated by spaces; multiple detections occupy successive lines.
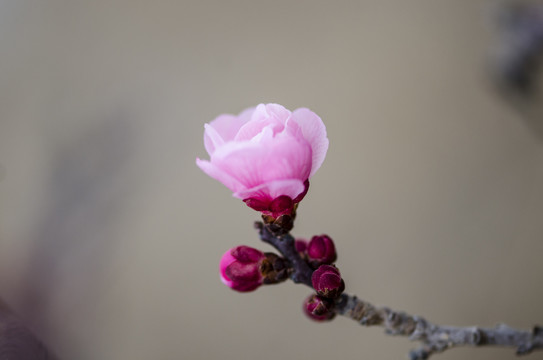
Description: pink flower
xmin=220 ymin=246 xmax=266 ymax=292
xmin=196 ymin=103 xmax=328 ymax=217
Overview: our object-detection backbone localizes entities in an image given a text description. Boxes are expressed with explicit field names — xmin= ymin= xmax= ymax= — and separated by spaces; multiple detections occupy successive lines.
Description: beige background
xmin=1 ymin=1 xmax=543 ymax=359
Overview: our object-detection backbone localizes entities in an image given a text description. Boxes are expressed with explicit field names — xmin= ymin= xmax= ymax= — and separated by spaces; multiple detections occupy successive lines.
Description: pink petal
xmin=234 ymin=103 xmax=291 ymax=141
xmin=237 ymin=106 xmax=256 ymax=123
xmin=231 ymin=246 xmax=264 ymax=263
xmin=243 ymin=197 xmax=271 ymax=211
xmin=234 ymin=179 xmax=306 ymax=201
xmin=224 ymin=262 xmax=260 ymax=282
xmin=219 ymin=249 xmax=236 ymax=287
xmin=211 ymin=132 xmax=312 ymax=193
xmin=220 ymin=274 xmax=233 ymax=288
xmin=257 ymin=131 xmax=312 ymax=182
xmin=291 ymin=108 xmax=329 ymax=177
xmin=209 ymin=112 xmax=252 ymax=142
xmin=196 ymin=158 xmax=245 ymax=193
xmin=203 ymin=123 xmax=224 ymax=155
xmin=263 ymin=103 xmax=291 ymax=122
xmin=208 ymin=140 xmax=263 ymax=190
xmin=204 ymin=111 xmax=253 ymax=155
xmin=249 ymin=103 xmax=291 ymax=124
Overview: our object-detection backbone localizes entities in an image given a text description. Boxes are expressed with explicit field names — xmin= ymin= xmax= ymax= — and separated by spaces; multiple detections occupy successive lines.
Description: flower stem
xmin=255 ymin=222 xmax=312 ymax=286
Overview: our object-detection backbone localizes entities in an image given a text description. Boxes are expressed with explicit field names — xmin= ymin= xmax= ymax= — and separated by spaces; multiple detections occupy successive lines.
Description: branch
xmin=335 ymin=294 xmax=543 ymax=359
xmin=255 ymin=222 xmax=312 ymax=287
xmin=255 ymin=222 xmax=543 ymax=359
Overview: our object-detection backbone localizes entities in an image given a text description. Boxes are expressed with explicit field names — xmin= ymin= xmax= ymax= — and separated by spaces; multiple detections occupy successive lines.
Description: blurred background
xmin=1 ymin=1 xmax=543 ymax=359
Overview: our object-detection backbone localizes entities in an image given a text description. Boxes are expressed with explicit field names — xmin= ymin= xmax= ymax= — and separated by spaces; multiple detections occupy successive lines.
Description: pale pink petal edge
xmin=219 ymin=249 xmax=236 ymax=287
xmin=203 ymin=123 xmax=224 ymax=156
xmin=196 ymin=158 xmax=245 ymax=194
xmin=291 ymin=108 xmax=329 ymax=177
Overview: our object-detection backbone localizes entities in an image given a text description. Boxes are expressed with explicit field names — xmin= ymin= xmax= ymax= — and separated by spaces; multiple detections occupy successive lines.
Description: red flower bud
xmin=220 ymin=246 xmax=266 ymax=292
xmin=295 ymin=238 xmax=308 ymax=253
xmin=311 ymin=265 xmax=345 ymax=299
xmin=303 ymin=294 xmax=335 ymax=321
xmin=307 ymin=235 xmax=336 ymax=265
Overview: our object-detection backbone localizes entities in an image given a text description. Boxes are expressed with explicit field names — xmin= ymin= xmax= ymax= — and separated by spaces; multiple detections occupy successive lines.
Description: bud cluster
xmin=219 ymin=233 xmax=344 ymax=323
xmin=297 ymin=235 xmax=344 ymax=322
xmin=202 ymin=104 xmax=339 ymax=322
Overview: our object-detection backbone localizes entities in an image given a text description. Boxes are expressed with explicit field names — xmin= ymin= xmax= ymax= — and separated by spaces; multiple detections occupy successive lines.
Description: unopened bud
xmin=220 ymin=246 xmax=266 ymax=292
xmin=307 ymin=235 xmax=336 ymax=266
xmin=303 ymin=294 xmax=335 ymax=321
xmin=311 ymin=265 xmax=345 ymax=299
xmin=295 ymin=239 xmax=308 ymax=254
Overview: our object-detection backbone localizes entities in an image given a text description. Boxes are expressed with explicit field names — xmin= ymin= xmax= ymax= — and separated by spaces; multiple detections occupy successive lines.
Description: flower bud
xmin=311 ymin=265 xmax=345 ymax=299
xmin=307 ymin=235 xmax=336 ymax=265
xmin=303 ymin=294 xmax=335 ymax=321
xmin=220 ymin=246 xmax=266 ymax=292
xmin=295 ymin=238 xmax=308 ymax=254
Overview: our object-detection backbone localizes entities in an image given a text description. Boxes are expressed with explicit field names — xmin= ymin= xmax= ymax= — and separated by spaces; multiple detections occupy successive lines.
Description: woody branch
xmin=256 ymin=222 xmax=543 ymax=360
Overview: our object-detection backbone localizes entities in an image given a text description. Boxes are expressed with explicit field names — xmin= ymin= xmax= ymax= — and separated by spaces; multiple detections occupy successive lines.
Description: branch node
xmin=470 ymin=327 xmax=483 ymax=345
xmin=409 ymin=316 xmax=429 ymax=341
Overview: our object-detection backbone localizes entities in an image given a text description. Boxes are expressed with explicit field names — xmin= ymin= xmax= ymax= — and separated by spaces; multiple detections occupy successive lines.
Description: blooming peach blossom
xmin=196 ymin=103 xmax=328 ymax=217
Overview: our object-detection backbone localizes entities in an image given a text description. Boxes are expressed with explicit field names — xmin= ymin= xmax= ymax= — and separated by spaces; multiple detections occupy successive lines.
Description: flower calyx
xmin=260 ymin=252 xmax=289 ymax=284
